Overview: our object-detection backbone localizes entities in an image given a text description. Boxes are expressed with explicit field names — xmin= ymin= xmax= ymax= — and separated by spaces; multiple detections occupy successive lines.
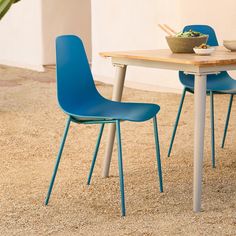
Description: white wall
xmin=91 ymin=0 xmax=236 ymax=92
xmin=42 ymin=0 xmax=91 ymax=65
xmin=1 ymin=0 xmax=236 ymax=86
xmin=0 ymin=0 xmax=91 ymax=71
xmin=0 ymin=0 xmax=44 ymax=71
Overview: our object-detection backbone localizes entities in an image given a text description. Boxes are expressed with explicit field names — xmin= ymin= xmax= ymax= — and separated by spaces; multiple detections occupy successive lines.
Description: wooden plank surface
xmin=100 ymin=47 xmax=236 ymax=66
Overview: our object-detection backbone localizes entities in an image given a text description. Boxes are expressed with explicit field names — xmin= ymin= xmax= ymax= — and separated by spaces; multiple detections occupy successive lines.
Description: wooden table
xmin=100 ymin=47 xmax=236 ymax=212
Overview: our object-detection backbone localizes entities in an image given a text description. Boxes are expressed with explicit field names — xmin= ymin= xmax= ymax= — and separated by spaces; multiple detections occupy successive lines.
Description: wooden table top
xmin=100 ymin=47 xmax=236 ymax=66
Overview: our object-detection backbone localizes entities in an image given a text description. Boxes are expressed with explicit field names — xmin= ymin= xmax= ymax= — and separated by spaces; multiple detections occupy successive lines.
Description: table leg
xmin=193 ymin=74 xmax=207 ymax=212
xmin=102 ymin=65 xmax=127 ymax=177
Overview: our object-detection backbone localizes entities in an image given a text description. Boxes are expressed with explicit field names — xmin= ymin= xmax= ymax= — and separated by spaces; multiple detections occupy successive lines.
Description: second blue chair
xmin=44 ymin=35 xmax=163 ymax=217
xmin=221 ymin=94 xmax=234 ymax=148
xmin=168 ymin=25 xmax=236 ymax=167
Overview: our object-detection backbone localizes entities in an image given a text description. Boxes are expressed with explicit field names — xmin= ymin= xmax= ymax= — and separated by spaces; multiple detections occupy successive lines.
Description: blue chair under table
xmin=44 ymin=35 xmax=163 ymax=217
xmin=168 ymin=25 xmax=236 ymax=168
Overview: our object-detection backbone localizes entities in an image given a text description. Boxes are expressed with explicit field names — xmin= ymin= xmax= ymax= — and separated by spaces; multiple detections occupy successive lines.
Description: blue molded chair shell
xmin=56 ymin=35 xmax=160 ymax=123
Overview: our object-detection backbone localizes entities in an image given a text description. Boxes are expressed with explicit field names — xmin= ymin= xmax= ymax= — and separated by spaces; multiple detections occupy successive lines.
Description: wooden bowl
xmin=166 ymin=36 xmax=208 ymax=53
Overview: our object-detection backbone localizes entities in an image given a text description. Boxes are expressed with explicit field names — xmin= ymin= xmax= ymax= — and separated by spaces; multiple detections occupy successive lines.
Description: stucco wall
xmin=91 ymin=0 xmax=236 ymax=92
xmin=1 ymin=0 xmax=236 ymax=88
xmin=0 ymin=0 xmax=91 ymax=71
xmin=0 ymin=0 xmax=43 ymax=71
xmin=42 ymin=0 xmax=91 ymax=65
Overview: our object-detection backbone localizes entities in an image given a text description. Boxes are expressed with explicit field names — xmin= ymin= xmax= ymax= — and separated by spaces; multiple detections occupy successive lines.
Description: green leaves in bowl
xmin=176 ymin=29 xmax=207 ymax=38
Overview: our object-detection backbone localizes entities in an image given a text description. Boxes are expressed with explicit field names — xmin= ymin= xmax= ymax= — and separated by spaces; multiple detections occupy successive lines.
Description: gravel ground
xmin=0 ymin=65 xmax=235 ymax=235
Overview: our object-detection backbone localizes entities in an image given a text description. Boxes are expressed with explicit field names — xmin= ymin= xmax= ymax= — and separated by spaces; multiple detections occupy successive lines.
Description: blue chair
xmin=44 ymin=35 xmax=163 ymax=217
xmin=167 ymin=25 xmax=236 ymax=168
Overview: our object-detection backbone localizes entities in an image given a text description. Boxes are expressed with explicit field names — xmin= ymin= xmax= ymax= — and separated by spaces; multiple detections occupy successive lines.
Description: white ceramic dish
xmin=193 ymin=47 xmax=215 ymax=55
xmin=223 ymin=40 xmax=236 ymax=51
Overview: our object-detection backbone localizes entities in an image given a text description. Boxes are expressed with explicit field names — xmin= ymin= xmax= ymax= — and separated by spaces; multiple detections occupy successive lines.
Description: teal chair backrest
xmin=179 ymin=25 xmax=231 ymax=90
xmin=183 ymin=25 xmax=218 ymax=46
xmin=56 ymin=35 xmax=101 ymax=114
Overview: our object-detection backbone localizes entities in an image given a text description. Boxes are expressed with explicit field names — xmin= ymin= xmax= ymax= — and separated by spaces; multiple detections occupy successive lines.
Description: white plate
xmin=193 ymin=47 xmax=215 ymax=55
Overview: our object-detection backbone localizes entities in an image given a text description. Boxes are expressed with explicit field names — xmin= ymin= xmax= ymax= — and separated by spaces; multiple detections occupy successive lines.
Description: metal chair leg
xmin=210 ymin=92 xmax=216 ymax=168
xmin=45 ymin=116 xmax=71 ymax=205
xmin=168 ymin=88 xmax=187 ymax=157
xmin=116 ymin=120 xmax=126 ymax=217
xmin=221 ymin=94 xmax=234 ymax=148
xmin=87 ymin=123 xmax=105 ymax=185
xmin=153 ymin=116 xmax=163 ymax=192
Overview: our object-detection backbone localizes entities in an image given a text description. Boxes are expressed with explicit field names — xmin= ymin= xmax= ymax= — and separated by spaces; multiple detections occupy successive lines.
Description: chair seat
xmin=64 ymin=98 xmax=160 ymax=122
xmin=180 ymin=71 xmax=236 ymax=94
